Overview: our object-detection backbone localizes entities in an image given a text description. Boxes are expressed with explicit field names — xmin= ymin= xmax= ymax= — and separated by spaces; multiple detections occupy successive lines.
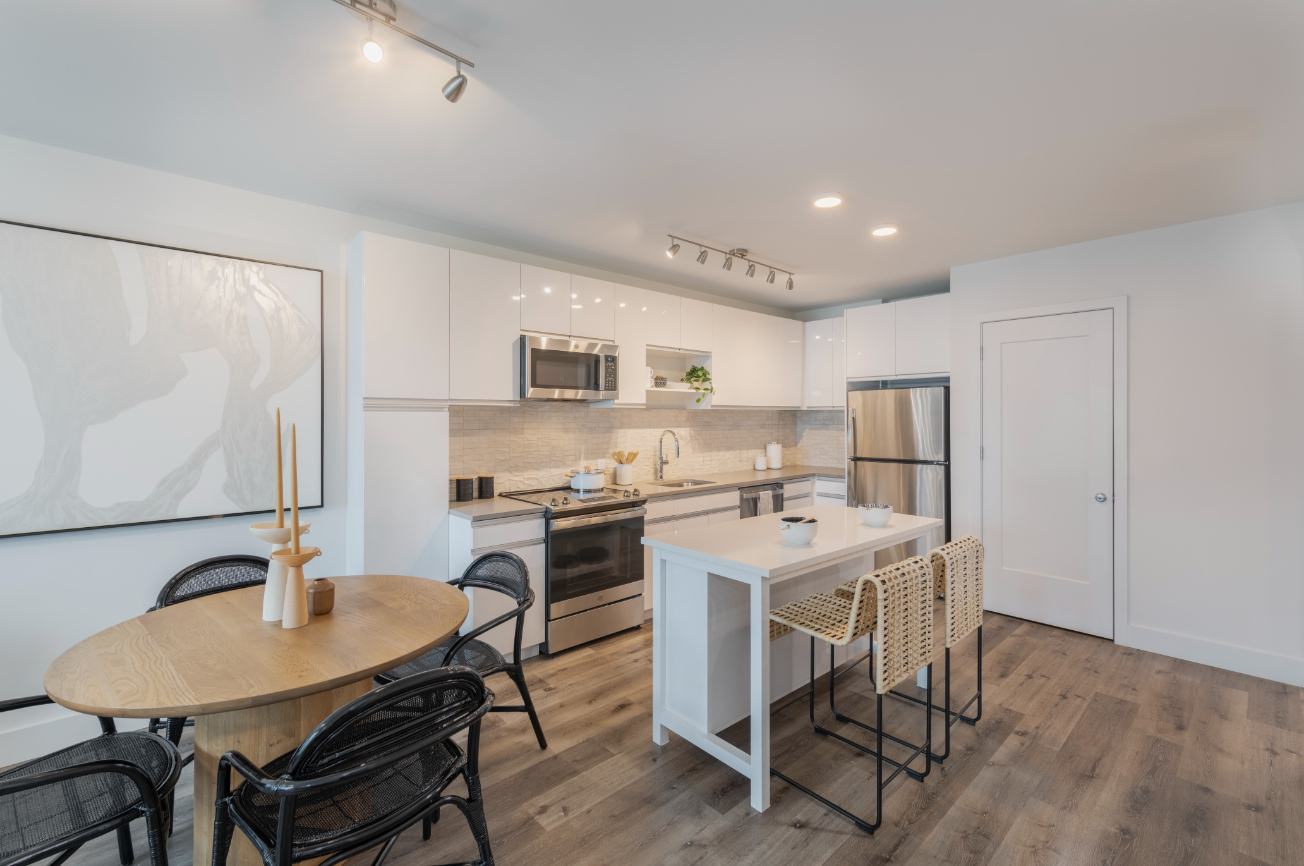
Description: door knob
xmin=1095 ymin=493 xmax=1108 ymax=502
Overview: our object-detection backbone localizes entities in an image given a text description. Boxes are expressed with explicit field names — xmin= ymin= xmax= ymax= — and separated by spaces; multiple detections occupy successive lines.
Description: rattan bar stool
xmin=833 ymin=535 xmax=984 ymax=762
xmin=768 ymin=557 xmax=934 ymax=834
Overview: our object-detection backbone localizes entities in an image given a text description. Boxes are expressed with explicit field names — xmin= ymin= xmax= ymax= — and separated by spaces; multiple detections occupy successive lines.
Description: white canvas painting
xmin=0 ymin=221 xmax=323 ymax=537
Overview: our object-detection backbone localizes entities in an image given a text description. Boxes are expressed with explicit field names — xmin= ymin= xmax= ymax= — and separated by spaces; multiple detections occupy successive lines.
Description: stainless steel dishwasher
xmin=739 ymin=482 xmax=784 ymax=518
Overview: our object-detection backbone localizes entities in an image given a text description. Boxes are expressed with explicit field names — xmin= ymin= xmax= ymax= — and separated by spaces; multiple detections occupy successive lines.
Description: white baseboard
xmin=1118 ymin=621 xmax=1304 ymax=687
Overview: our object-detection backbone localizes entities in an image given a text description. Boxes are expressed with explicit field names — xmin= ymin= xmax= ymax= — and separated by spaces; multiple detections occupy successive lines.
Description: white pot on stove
xmin=567 ymin=468 xmax=606 ymax=491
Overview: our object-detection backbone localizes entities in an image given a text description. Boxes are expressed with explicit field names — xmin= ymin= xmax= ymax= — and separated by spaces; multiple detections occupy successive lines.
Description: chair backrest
xmin=456 ymin=551 xmax=531 ymax=606
xmin=152 ymin=555 xmax=269 ymax=610
xmin=287 ymin=666 xmax=490 ymax=779
xmin=870 ymin=556 xmax=934 ymax=695
xmin=931 ymin=536 xmax=984 ymax=648
xmin=838 ymin=575 xmax=880 ymax=646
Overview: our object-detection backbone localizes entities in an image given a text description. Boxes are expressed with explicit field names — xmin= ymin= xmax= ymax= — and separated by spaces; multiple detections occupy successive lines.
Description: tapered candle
xmin=290 ymin=423 xmax=300 ymax=554
xmin=275 ymin=408 xmax=284 ymax=528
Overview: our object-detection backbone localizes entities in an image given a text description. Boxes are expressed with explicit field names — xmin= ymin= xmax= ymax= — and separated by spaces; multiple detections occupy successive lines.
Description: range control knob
xmin=549 ymin=498 xmax=558 ymax=507
xmin=632 ymin=488 xmax=640 ymax=496
xmin=561 ymin=496 xmax=571 ymax=506
xmin=623 ymin=490 xmax=632 ymax=498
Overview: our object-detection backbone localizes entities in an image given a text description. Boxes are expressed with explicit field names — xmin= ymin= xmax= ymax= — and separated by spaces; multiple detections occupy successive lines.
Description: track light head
xmin=362 ymin=20 xmax=384 ymax=62
xmin=746 ymin=262 xmax=756 ymax=277
xmin=786 ymin=276 xmax=794 ymax=291
xmin=697 ymin=248 xmax=709 ymax=265
xmin=723 ymin=255 xmax=733 ymax=271
xmin=666 ymin=242 xmax=680 ymax=258
xmin=443 ymin=61 xmax=467 ymax=102
xmin=766 ymin=270 xmax=775 ymax=284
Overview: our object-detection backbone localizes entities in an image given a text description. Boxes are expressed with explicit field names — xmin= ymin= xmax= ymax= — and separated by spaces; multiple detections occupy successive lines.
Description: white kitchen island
xmin=643 ymin=505 xmax=943 ymax=812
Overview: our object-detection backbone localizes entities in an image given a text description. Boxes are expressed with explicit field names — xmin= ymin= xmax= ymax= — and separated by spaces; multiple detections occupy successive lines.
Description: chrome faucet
xmin=657 ymin=430 xmax=680 ymax=481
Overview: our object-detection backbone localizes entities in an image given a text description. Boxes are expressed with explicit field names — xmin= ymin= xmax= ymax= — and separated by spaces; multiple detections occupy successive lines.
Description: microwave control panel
xmin=603 ymin=355 xmax=618 ymax=392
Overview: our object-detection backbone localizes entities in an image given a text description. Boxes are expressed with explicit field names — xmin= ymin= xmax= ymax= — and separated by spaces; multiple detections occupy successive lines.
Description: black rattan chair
xmin=147 ymin=555 xmax=270 ymax=757
xmin=0 ymin=695 xmax=181 ymax=866
xmin=212 ymin=667 xmax=495 ymax=866
xmin=375 ymin=552 xmax=547 ymax=752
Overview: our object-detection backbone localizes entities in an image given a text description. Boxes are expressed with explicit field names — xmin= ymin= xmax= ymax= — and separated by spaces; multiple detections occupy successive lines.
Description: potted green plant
xmin=682 ymin=365 xmax=714 ymax=404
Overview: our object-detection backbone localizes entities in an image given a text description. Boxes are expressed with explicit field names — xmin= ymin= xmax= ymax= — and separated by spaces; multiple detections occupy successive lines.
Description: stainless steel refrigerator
xmin=847 ymin=385 xmax=950 ymax=568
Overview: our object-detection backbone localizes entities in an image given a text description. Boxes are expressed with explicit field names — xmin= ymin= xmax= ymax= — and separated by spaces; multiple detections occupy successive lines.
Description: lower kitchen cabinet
xmin=449 ymin=515 xmax=546 ymax=658
xmin=815 ymin=477 xmax=847 ymax=508
xmin=782 ymin=479 xmax=813 ymax=511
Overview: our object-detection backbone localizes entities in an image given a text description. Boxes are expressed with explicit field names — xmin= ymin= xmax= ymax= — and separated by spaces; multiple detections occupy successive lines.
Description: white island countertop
xmin=642 ymin=505 xmax=943 ymax=580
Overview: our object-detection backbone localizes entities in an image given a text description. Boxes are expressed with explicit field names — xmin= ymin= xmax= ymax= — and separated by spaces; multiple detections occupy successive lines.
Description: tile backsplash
xmin=449 ymin=404 xmax=845 ymax=490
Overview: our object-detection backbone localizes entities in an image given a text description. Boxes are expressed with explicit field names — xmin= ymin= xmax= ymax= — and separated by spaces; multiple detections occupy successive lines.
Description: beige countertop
xmin=450 ymin=464 xmax=844 ymax=522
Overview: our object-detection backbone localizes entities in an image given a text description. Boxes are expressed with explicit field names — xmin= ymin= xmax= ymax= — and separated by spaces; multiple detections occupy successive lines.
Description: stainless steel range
xmin=501 ymin=485 xmax=647 ymax=654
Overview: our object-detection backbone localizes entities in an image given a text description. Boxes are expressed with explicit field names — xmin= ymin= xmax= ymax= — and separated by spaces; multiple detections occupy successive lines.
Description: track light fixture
xmin=330 ymin=0 xmax=475 ymax=102
xmin=666 ymin=235 xmax=794 ymax=291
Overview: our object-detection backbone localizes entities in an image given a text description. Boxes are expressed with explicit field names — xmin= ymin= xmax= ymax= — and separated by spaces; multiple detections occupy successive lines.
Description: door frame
xmin=976 ymin=296 xmax=1129 ymax=643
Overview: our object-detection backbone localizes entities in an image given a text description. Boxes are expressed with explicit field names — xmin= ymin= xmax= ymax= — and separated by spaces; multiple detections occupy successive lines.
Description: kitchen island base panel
xmin=193 ymin=679 xmax=372 ymax=866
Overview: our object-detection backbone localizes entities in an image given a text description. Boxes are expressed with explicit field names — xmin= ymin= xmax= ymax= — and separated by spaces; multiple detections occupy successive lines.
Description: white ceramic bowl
xmin=779 ymin=516 xmax=819 ymax=545
xmin=858 ymin=504 xmax=893 ymax=528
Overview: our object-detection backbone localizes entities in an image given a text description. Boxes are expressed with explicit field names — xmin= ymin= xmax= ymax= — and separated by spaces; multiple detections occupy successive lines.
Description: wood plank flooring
xmin=65 ymin=614 xmax=1304 ymax=866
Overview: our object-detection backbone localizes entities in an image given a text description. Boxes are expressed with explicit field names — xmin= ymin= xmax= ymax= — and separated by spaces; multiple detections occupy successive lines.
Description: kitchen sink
xmin=657 ymin=479 xmax=717 ymax=488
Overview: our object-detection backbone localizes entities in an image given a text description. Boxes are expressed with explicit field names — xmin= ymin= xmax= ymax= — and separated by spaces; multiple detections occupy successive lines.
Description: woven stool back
xmin=931 ymin=535 xmax=984 ymax=648
xmin=870 ymin=556 xmax=934 ymax=695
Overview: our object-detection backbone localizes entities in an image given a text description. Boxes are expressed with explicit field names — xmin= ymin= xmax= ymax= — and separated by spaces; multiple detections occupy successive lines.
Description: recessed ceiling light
xmin=543 ymin=287 xmax=551 ymax=293
xmin=572 ymin=304 xmax=583 ymax=309
xmin=619 ymin=303 xmax=626 ymax=307
xmin=814 ymin=194 xmax=843 ymax=208
xmin=594 ymin=298 xmax=601 ymax=303
xmin=571 ymin=293 xmax=578 ymax=299
xmin=872 ymin=225 xmax=899 ymax=237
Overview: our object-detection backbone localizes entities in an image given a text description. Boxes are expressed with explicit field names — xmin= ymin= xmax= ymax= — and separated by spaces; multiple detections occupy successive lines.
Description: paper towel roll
xmin=766 ymin=442 xmax=783 ymax=469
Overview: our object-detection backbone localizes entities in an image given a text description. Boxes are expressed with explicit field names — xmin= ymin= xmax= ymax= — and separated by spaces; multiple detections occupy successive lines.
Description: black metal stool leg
xmin=826 ymin=646 xmax=932 ymax=781
xmin=115 ymin=826 xmax=134 ymax=865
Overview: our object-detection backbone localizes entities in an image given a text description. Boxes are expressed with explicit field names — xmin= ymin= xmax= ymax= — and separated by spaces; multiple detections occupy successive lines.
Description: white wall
xmin=951 ymin=203 xmax=1304 ymax=687
xmin=0 ymin=132 xmax=797 ymax=766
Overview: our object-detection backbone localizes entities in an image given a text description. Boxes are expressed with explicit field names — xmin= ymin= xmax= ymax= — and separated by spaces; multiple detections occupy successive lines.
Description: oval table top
xmin=44 ymin=574 xmax=468 ymax=718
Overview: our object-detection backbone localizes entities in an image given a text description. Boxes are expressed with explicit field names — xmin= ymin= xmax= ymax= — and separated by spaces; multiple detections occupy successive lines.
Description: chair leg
xmin=422 ymin=807 xmax=441 ymax=840
xmin=825 ymin=644 xmax=931 ymax=780
xmin=142 ymin=807 xmax=170 ymax=866
xmin=116 ymin=825 xmax=135 ymax=865
xmin=508 ymin=666 xmax=548 ymax=750
xmin=211 ymin=801 xmax=235 ymax=866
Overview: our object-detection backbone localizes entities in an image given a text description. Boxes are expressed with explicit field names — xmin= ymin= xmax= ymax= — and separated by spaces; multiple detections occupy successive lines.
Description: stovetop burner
xmin=500 ymin=484 xmax=645 ymax=513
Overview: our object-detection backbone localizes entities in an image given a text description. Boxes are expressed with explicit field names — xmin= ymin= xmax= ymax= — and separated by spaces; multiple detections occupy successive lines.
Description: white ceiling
xmin=3 ymin=0 xmax=1303 ymax=311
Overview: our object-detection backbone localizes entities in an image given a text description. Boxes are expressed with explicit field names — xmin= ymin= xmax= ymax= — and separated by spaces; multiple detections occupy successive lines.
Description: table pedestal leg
xmin=192 ymin=680 xmax=372 ymax=866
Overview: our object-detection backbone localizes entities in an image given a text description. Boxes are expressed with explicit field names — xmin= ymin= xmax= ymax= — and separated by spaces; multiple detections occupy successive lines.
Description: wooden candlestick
xmin=291 ymin=424 xmax=300 ymax=555
xmin=271 ymin=547 xmax=319 ymax=629
xmin=275 ymin=408 xmax=284 ymax=529
xmin=250 ymin=522 xmax=310 ymax=621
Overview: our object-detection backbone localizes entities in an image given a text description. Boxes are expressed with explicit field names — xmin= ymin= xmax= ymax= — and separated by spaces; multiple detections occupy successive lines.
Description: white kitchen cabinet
xmin=804 ymin=319 xmax=833 ymax=408
xmin=613 ymin=284 xmax=647 ymax=405
xmin=520 ymin=265 xmax=571 ymax=336
xmin=767 ymin=315 xmax=804 ymax=407
xmin=679 ymin=298 xmax=713 ymax=353
xmin=894 ymin=293 xmax=950 ymax=376
xmin=570 ymin=275 xmax=615 ymax=341
xmin=645 ymin=290 xmax=681 ymax=349
xmin=707 ymin=507 xmax=741 ymax=524
xmin=354 ymin=234 xmax=450 ymax=401
xmin=448 ymin=515 xmax=546 ymax=656
xmin=450 ymin=251 xmax=521 ymax=402
xmin=816 ymin=478 xmax=847 ymax=508
xmin=710 ymin=303 xmax=743 ymax=406
xmin=782 ymin=479 xmax=813 ymax=511
xmin=832 ymin=316 xmax=846 ymax=408
xmin=846 ymin=303 xmax=896 ymax=378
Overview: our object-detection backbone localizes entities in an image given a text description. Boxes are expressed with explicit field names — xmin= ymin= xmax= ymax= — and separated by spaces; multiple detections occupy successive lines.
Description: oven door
xmin=547 ymin=507 xmax=645 ymax=618
xmin=520 ymin=334 xmax=618 ymax=400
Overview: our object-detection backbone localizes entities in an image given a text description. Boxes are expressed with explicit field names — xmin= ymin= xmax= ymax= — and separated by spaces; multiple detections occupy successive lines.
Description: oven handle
xmin=549 ymin=506 xmax=647 ymax=532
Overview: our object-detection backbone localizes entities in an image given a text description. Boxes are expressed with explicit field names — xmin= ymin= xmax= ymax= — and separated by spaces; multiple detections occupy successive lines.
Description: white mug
xmin=754 ymin=456 xmax=768 ymax=471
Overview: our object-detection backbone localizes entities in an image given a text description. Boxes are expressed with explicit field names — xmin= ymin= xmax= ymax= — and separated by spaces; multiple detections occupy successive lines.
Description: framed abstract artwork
xmin=0 ymin=220 xmax=323 ymax=537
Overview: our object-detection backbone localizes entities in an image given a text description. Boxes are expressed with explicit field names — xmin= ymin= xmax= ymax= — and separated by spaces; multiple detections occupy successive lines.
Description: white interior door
xmin=982 ymin=309 xmax=1113 ymax=638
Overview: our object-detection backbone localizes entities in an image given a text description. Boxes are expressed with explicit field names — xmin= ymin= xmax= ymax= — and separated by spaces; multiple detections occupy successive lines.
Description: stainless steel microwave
xmin=519 ymin=334 xmax=619 ymax=401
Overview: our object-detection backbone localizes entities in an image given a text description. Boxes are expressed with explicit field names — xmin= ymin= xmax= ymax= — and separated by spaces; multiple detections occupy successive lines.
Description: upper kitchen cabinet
xmin=767 ymin=315 xmax=804 ymax=407
xmin=570 ymin=275 xmax=616 ymax=341
xmin=679 ymin=298 xmax=713 ymax=353
xmin=520 ymin=265 xmax=571 ymax=336
xmin=613 ymin=284 xmax=647 ymax=405
xmin=710 ymin=303 xmax=743 ymax=405
xmin=450 ymin=250 xmax=521 ymax=402
xmin=645 ymin=290 xmax=681 ymax=349
xmin=845 ymin=303 xmax=896 ymax=378
xmin=831 ymin=316 xmax=846 ymax=407
xmin=348 ymin=232 xmax=450 ymax=401
xmin=894 ymin=293 xmax=950 ymax=376
xmin=804 ymin=319 xmax=833 ymax=408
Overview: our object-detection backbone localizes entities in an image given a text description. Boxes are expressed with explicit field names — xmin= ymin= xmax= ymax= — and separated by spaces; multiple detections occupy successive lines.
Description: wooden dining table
xmin=44 ymin=573 xmax=469 ymax=866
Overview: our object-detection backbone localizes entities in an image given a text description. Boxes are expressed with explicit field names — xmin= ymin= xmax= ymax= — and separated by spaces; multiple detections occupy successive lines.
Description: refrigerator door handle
xmin=849 ymin=408 xmax=858 ymax=459
xmin=848 ymin=460 xmax=857 ymax=509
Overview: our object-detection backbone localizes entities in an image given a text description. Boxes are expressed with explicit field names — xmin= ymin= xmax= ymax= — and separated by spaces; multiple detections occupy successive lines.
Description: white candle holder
xmin=250 ymin=522 xmax=311 ymax=621
xmin=270 ymin=547 xmax=322 ymax=629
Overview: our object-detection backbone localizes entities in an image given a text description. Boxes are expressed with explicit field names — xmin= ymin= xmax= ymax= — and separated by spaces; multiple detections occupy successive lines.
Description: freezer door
xmin=849 ymin=461 xmax=948 ymax=569
xmin=847 ymin=387 xmax=947 ymax=461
